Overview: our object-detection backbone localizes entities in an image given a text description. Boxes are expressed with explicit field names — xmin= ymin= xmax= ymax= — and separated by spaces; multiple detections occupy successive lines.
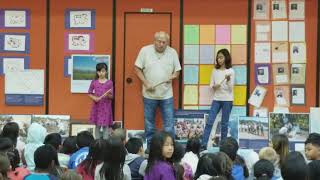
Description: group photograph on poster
xmin=239 ymin=116 xmax=269 ymax=140
xmin=31 ymin=115 xmax=70 ymax=138
xmin=174 ymin=110 xmax=206 ymax=143
xmin=174 ymin=116 xmax=205 ymax=142
xmin=269 ymin=113 xmax=309 ymax=141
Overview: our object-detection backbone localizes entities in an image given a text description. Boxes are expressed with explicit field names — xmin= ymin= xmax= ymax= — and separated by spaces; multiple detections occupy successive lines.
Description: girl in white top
xmin=201 ymin=49 xmax=235 ymax=149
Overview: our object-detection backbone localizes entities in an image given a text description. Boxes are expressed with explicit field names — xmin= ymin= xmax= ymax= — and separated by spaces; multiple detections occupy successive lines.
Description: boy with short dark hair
xmin=125 ymin=137 xmax=145 ymax=180
xmin=305 ymin=133 xmax=320 ymax=160
xmin=23 ymin=145 xmax=58 ymax=180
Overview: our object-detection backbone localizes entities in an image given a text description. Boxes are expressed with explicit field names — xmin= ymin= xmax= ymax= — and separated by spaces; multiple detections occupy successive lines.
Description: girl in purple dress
xmin=88 ymin=63 xmax=113 ymax=139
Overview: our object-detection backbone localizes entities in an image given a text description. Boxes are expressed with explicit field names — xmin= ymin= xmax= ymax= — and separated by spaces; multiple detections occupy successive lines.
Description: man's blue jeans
xmin=202 ymin=100 xmax=233 ymax=147
xmin=143 ymin=97 xmax=175 ymax=144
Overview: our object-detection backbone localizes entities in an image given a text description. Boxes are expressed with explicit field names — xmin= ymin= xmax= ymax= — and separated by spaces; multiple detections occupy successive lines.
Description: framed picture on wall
xmin=31 ymin=115 xmax=70 ymax=138
xmin=0 ymin=33 xmax=30 ymax=53
xmin=0 ymin=56 xmax=30 ymax=75
xmin=71 ymin=54 xmax=110 ymax=93
xmin=65 ymin=9 xmax=96 ymax=29
xmin=70 ymin=123 xmax=96 ymax=138
xmin=254 ymin=64 xmax=271 ymax=85
xmin=0 ymin=9 xmax=31 ymax=28
xmin=65 ymin=33 xmax=94 ymax=52
xmin=291 ymin=86 xmax=305 ymax=105
xmin=269 ymin=112 xmax=309 ymax=142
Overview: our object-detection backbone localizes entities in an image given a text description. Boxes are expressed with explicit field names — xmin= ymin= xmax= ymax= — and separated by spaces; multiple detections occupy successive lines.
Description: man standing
xmin=134 ymin=31 xmax=181 ymax=145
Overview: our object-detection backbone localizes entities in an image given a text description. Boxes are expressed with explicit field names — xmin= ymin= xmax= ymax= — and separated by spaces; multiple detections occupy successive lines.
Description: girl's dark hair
xmin=172 ymin=143 xmax=185 ymax=180
xmin=254 ymin=159 xmax=274 ymax=180
xmin=100 ymin=136 xmax=127 ymax=180
xmin=145 ymin=131 xmax=175 ymax=174
xmin=271 ymin=134 xmax=289 ymax=168
xmin=44 ymin=133 xmax=62 ymax=151
xmin=195 ymin=152 xmax=233 ymax=180
xmin=6 ymin=148 xmax=20 ymax=171
xmin=212 ymin=152 xmax=233 ymax=179
xmin=171 ymin=142 xmax=185 ymax=163
xmin=47 ymin=144 xmax=62 ymax=178
xmin=194 ymin=153 xmax=218 ymax=179
xmin=0 ymin=152 xmax=10 ymax=180
xmin=0 ymin=138 xmax=13 ymax=152
xmin=60 ymin=136 xmax=78 ymax=155
xmin=185 ymin=137 xmax=201 ymax=156
xmin=80 ymin=139 xmax=107 ymax=177
xmin=95 ymin=63 xmax=108 ymax=79
xmin=215 ymin=49 xmax=232 ymax=69
xmin=1 ymin=122 xmax=19 ymax=146
xmin=281 ymin=151 xmax=308 ymax=180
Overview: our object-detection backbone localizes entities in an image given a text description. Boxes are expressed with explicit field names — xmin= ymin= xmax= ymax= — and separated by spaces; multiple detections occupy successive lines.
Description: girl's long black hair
xmin=95 ymin=63 xmax=108 ymax=80
xmin=215 ymin=49 xmax=232 ymax=69
xmin=145 ymin=131 xmax=175 ymax=174
xmin=79 ymin=139 xmax=107 ymax=177
xmin=99 ymin=136 xmax=127 ymax=180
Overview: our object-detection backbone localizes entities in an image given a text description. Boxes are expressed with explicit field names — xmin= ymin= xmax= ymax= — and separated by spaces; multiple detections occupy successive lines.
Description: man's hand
xmin=144 ymin=81 xmax=154 ymax=91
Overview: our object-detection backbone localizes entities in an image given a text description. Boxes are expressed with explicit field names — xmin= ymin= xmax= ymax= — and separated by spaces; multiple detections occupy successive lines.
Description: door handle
xmin=126 ymin=77 xmax=133 ymax=84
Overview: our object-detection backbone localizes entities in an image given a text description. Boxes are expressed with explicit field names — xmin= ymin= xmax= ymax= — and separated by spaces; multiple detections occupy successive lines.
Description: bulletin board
xmin=249 ymin=0 xmax=318 ymax=114
xmin=48 ymin=0 xmax=113 ymax=121
xmin=0 ymin=0 xmax=47 ymax=114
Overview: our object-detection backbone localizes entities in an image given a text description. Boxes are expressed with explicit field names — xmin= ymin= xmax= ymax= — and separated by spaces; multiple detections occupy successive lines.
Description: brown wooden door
xmin=123 ymin=13 xmax=171 ymax=129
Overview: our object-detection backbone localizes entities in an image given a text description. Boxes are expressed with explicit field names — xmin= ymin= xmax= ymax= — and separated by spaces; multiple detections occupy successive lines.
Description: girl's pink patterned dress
xmin=88 ymin=79 xmax=113 ymax=127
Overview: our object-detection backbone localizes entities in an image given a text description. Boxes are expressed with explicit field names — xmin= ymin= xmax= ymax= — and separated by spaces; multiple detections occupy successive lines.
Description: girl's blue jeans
xmin=201 ymin=100 xmax=233 ymax=147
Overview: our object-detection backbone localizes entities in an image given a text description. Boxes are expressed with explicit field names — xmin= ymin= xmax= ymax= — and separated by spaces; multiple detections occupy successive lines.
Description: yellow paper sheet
xmin=183 ymin=85 xmax=198 ymax=105
xmin=199 ymin=65 xmax=214 ymax=85
xmin=231 ymin=25 xmax=247 ymax=44
xmin=234 ymin=86 xmax=247 ymax=105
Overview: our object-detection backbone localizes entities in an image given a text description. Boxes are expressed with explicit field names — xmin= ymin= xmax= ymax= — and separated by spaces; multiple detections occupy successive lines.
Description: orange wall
xmin=0 ymin=0 xmax=46 ymax=114
xmin=48 ymin=0 xmax=113 ymax=121
xmin=249 ymin=0 xmax=318 ymax=114
xmin=0 ymin=1 xmax=318 ymax=128
xmin=184 ymin=0 xmax=248 ymax=24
